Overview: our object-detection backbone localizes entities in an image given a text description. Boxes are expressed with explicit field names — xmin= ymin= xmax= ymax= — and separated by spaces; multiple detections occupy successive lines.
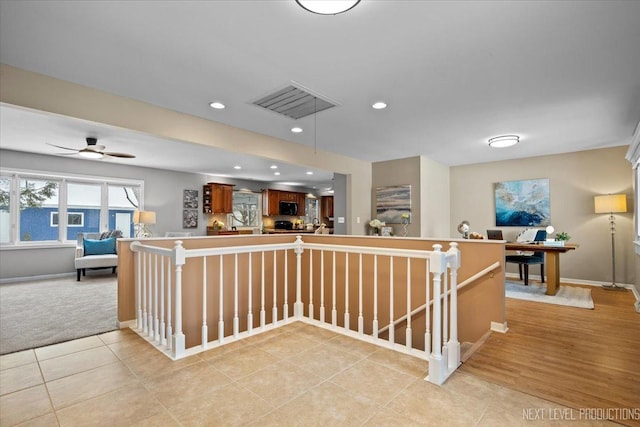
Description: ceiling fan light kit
xmin=296 ymin=0 xmax=360 ymax=15
xmin=48 ymin=137 xmax=135 ymax=159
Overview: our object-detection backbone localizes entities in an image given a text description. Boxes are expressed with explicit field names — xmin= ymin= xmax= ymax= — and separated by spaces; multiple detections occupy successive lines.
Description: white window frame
xmin=0 ymin=168 xmax=144 ymax=249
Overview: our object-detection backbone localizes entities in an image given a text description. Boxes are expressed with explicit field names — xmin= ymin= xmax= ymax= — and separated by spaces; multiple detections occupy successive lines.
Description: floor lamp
xmin=594 ymin=194 xmax=627 ymax=291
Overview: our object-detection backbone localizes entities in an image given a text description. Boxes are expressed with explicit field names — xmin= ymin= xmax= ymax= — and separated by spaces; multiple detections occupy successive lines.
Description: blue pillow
xmin=84 ymin=237 xmax=116 ymax=256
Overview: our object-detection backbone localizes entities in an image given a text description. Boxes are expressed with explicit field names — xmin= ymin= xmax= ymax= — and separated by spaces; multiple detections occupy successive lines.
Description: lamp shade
xmin=594 ymin=194 xmax=627 ymax=214
xmin=133 ymin=210 xmax=156 ymax=224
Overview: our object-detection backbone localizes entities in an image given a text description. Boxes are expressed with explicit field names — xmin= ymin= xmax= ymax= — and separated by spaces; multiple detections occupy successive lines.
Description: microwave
xmin=279 ymin=201 xmax=298 ymax=216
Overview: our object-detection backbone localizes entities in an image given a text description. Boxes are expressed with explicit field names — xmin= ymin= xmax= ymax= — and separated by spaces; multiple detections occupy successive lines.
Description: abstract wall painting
xmin=376 ymin=185 xmax=411 ymax=224
xmin=494 ymin=178 xmax=550 ymax=226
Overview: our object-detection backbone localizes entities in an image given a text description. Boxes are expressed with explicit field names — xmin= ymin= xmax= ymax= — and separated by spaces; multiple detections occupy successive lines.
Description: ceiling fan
xmin=48 ymin=137 xmax=135 ymax=159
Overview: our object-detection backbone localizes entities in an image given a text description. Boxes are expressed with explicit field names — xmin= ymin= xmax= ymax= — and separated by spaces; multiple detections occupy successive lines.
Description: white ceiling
xmin=1 ymin=1 xmax=639 ymax=183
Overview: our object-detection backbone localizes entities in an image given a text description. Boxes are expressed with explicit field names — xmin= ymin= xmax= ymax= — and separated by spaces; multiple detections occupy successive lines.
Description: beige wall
xmin=0 ymin=64 xmax=372 ymax=236
xmin=372 ymin=156 xmax=451 ymax=238
xmin=450 ymin=146 xmax=635 ymax=287
xmin=420 ymin=155 xmax=451 ymax=238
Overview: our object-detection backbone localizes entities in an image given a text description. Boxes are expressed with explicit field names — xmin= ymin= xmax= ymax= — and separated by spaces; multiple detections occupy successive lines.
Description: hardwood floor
xmin=460 ymin=282 xmax=640 ymax=427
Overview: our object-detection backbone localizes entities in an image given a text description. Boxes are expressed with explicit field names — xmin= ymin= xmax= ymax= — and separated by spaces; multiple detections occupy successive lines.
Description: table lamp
xmin=594 ymin=194 xmax=627 ymax=290
xmin=133 ymin=210 xmax=156 ymax=237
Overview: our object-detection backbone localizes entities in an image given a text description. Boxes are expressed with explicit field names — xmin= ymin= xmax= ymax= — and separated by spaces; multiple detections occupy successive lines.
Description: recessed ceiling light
xmin=291 ymin=127 xmax=303 ymax=133
xmin=209 ymin=101 xmax=226 ymax=109
xmin=306 ymin=171 xmax=313 ymax=175
xmin=233 ymin=165 xmax=241 ymax=170
xmin=488 ymin=135 xmax=520 ymax=148
xmin=372 ymin=102 xmax=387 ymax=110
xmin=274 ymin=172 xmax=281 ymax=176
xmin=270 ymin=165 xmax=278 ymax=169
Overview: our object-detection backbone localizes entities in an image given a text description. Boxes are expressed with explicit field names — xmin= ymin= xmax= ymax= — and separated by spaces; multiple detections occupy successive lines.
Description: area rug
xmin=0 ymin=275 xmax=118 ymax=355
xmin=505 ymin=281 xmax=594 ymax=309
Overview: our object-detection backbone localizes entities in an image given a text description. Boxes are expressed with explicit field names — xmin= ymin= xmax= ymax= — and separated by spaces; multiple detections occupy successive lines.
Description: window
xmin=0 ymin=169 xmax=143 ymax=247
xmin=19 ymin=178 xmax=60 ymax=242
xmin=229 ymin=191 xmax=261 ymax=228
xmin=51 ymin=212 xmax=84 ymax=227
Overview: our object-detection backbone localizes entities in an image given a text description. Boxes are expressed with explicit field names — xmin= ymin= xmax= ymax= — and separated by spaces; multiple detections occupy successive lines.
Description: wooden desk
xmin=505 ymin=243 xmax=578 ymax=295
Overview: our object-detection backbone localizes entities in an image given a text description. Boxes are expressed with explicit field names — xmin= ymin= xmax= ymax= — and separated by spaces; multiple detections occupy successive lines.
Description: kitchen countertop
xmin=264 ymin=229 xmax=316 ymax=234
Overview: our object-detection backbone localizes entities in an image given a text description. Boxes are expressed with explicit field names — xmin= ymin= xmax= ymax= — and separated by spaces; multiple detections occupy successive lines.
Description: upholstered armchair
xmin=74 ymin=230 xmax=121 ymax=281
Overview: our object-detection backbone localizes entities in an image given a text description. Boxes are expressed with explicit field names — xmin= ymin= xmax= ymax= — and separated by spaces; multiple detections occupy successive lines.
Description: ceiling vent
xmin=252 ymin=83 xmax=338 ymax=120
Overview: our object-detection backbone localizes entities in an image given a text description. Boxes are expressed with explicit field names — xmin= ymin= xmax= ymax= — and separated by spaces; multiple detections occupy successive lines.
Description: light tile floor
xmin=0 ymin=323 xmax=610 ymax=426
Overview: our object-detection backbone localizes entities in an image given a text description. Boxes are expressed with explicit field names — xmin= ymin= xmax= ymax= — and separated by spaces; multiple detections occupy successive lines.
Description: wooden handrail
xmin=379 ymin=261 xmax=500 ymax=334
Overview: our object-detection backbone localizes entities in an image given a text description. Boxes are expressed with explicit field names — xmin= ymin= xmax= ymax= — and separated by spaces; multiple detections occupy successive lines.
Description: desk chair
xmin=505 ymin=229 xmax=547 ymax=286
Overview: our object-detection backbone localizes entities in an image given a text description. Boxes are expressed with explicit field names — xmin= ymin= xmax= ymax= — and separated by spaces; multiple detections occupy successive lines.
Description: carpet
xmin=505 ymin=281 xmax=594 ymax=309
xmin=0 ymin=275 xmax=118 ymax=355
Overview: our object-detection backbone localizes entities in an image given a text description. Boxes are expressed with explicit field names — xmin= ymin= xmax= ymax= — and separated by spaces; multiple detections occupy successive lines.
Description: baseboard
xmin=0 ymin=272 xmax=75 ymax=285
xmin=504 ymin=273 xmax=635 ymax=289
xmin=117 ymin=319 xmax=137 ymax=329
xmin=490 ymin=321 xmax=508 ymax=333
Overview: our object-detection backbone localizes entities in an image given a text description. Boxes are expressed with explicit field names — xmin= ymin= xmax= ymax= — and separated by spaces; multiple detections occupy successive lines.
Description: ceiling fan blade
xmin=47 ymin=143 xmax=78 ymax=151
xmin=103 ymin=152 xmax=136 ymax=158
xmin=56 ymin=152 xmax=79 ymax=156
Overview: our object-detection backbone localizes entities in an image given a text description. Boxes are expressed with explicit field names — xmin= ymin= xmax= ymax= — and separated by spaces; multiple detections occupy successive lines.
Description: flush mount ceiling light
xmin=209 ymin=101 xmax=226 ymax=109
xmin=291 ymin=127 xmax=303 ymax=133
xmin=488 ymin=135 xmax=520 ymax=148
xmin=306 ymin=171 xmax=314 ymax=175
xmin=233 ymin=165 xmax=242 ymax=170
xmin=270 ymin=165 xmax=278 ymax=169
xmin=274 ymin=172 xmax=281 ymax=176
xmin=296 ymin=0 xmax=361 ymax=15
xmin=372 ymin=101 xmax=387 ymax=110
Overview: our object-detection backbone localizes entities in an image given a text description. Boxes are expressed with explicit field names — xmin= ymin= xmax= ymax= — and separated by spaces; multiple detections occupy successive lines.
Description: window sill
xmin=0 ymin=242 xmax=76 ymax=251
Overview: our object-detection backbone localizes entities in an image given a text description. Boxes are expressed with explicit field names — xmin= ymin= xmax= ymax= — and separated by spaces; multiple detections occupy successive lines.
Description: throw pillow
xmin=99 ymin=230 xmax=123 ymax=240
xmin=84 ymin=237 xmax=116 ymax=256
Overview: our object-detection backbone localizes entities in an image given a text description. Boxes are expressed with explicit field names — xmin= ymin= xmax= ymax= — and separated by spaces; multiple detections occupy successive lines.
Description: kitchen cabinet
xmin=297 ymin=193 xmax=306 ymax=216
xmin=203 ymin=183 xmax=234 ymax=214
xmin=262 ymin=189 xmax=280 ymax=216
xmin=321 ymin=196 xmax=334 ymax=219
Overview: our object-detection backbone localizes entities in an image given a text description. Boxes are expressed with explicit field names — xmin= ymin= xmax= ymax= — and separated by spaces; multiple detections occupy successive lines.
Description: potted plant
xmin=556 ymin=231 xmax=570 ymax=241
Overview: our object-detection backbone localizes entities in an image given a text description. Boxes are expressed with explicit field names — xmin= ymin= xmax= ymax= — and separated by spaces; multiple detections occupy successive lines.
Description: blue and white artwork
xmin=376 ymin=185 xmax=411 ymax=224
xmin=494 ymin=179 xmax=550 ymax=226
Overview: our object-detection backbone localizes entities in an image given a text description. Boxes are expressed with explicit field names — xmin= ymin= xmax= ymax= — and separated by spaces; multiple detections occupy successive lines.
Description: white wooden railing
xmin=130 ymin=236 xmax=461 ymax=385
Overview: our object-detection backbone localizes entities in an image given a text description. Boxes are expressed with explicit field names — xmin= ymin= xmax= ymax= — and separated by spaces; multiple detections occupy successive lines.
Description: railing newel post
xmin=171 ymin=240 xmax=186 ymax=359
xmin=294 ymin=236 xmax=304 ymax=319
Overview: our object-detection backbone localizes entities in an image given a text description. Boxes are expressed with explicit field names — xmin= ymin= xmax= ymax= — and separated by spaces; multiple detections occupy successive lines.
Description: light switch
xmin=338 ymin=217 xmax=345 ymax=223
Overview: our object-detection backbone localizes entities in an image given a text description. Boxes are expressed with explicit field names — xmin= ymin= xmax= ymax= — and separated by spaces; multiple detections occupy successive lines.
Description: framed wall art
xmin=494 ymin=178 xmax=550 ymax=226
xmin=375 ymin=185 xmax=411 ymax=224
xmin=183 ymin=189 xmax=198 ymax=209
xmin=183 ymin=209 xmax=198 ymax=229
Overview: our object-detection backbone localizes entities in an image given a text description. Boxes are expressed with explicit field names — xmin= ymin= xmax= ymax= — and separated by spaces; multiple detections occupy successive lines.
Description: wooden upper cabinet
xmin=203 ymin=183 xmax=234 ymax=214
xmin=297 ymin=193 xmax=306 ymax=216
xmin=321 ymin=196 xmax=334 ymax=219
xmin=280 ymin=191 xmax=298 ymax=202
xmin=262 ymin=189 xmax=280 ymax=216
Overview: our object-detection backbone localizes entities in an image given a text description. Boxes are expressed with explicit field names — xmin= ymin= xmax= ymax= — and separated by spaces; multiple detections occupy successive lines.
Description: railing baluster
xmin=147 ymin=253 xmax=153 ymax=337
xmin=272 ymin=250 xmax=278 ymax=326
xmin=166 ymin=257 xmax=172 ymax=352
xmin=373 ymin=255 xmax=378 ymax=339
xmin=320 ymin=250 xmax=325 ymax=323
xmin=260 ymin=251 xmax=265 ymax=329
xmin=358 ymin=253 xmax=363 ymax=335
xmin=154 ymin=254 xmax=159 ymax=342
xmin=218 ymin=255 xmax=224 ymax=343
xmin=425 ymin=259 xmax=431 ymax=355
xmin=202 ymin=256 xmax=208 ymax=349
xmin=142 ymin=252 xmax=147 ymax=335
xmin=308 ymin=249 xmax=314 ymax=319
xmin=248 ymin=252 xmax=253 ymax=334
xmin=234 ymin=253 xmax=239 ymax=337
xmin=344 ymin=252 xmax=350 ymax=331
xmin=331 ymin=251 xmax=337 ymax=328
xmin=406 ymin=258 xmax=412 ymax=350
xmin=388 ymin=256 xmax=394 ymax=345
xmin=135 ymin=249 xmax=142 ymax=331
xmin=160 ymin=256 xmax=166 ymax=346
xmin=284 ymin=249 xmax=289 ymax=322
